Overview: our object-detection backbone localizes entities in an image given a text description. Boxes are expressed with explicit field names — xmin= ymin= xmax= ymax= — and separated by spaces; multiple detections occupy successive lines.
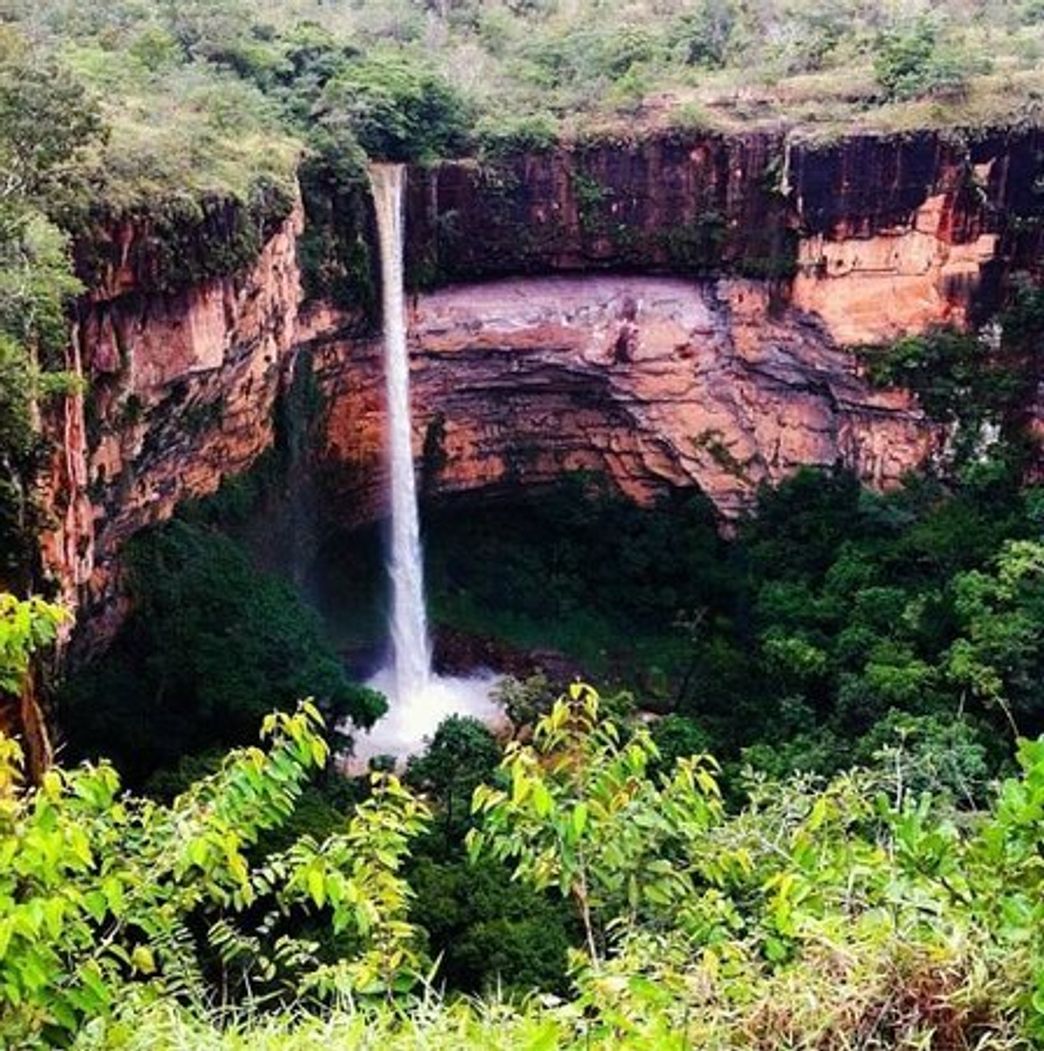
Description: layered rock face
xmin=38 ymin=128 xmax=1044 ymax=648
xmin=318 ymin=128 xmax=1042 ymax=525
xmin=39 ymin=201 xmax=304 ymax=641
xmin=406 ymin=129 xmax=1043 ymax=332
xmin=317 ymin=276 xmax=935 ymax=522
xmin=404 ymin=134 xmax=794 ymax=281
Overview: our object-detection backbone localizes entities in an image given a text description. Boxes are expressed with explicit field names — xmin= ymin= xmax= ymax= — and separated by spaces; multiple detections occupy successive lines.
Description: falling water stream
xmin=350 ymin=164 xmax=500 ymax=767
xmin=370 ymin=163 xmax=432 ymax=703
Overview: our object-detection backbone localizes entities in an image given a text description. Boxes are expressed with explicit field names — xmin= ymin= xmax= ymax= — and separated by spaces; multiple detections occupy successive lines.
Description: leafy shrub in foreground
xmin=8 ymin=582 xmax=1044 ymax=1051
xmin=48 ymin=682 xmax=1044 ymax=1049
xmin=0 ymin=693 xmax=429 ymax=1047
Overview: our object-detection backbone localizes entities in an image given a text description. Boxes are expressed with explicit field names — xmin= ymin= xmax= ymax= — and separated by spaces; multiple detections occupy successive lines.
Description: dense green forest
xmin=2 ymin=0 xmax=1044 ymax=1047
xmin=34 ymin=444 xmax=1044 ymax=1047
xmin=3 ymin=0 xmax=1044 ymax=215
xmin=8 ymin=638 xmax=1044 ymax=1048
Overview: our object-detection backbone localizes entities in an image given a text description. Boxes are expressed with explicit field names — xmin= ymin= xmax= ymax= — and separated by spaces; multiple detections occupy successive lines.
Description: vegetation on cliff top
xmin=0 ymin=41 xmax=101 ymax=591
xmin=0 ymin=1 xmax=1038 ymax=560
xmin=2 ymin=0 xmax=1043 ymax=219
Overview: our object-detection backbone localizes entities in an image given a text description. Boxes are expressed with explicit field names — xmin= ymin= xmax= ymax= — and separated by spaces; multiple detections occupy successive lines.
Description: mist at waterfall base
xmin=347 ymin=163 xmax=500 ymax=768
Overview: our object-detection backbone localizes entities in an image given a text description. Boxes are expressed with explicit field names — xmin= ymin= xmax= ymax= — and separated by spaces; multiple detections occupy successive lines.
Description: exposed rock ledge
xmin=37 ymin=199 xmax=305 ymax=639
xmin=317 ymin=276 xmax=938 ymax=524
xmin=39 ymin=126 xmax=1044 ymax=654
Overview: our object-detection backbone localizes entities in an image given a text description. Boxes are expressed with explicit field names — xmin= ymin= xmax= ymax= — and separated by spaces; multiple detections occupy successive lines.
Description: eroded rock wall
xmin=37 ymin=127 xmax=1044 ymax=653
xmin=39 ymin=199 xmax=305 ymax=644
xmin=315 ymin=276 xmax=937 ymax=524
xmin=404 ymin=133 xmax=796 ymax=282
xmin=406 ymin=129 xmax=1043 ymax=339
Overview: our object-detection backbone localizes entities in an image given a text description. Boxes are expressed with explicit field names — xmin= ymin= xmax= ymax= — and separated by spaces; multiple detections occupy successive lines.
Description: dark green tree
xmin=60 ymin=520 xmax=385 ymax=784
xmin=406 ymin=715 xmax=502 ymax=838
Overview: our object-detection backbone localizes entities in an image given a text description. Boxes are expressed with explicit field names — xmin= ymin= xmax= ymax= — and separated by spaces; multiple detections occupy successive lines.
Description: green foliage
xmin=425 ymin=475 xmax=729 ymax=680
xmin=873 ymin=17 xmax=976 ymax=102
xmin=463 ymin=685 xmax=1044 ymax=1045
xmin=0 ymin=338 xmax=34 ymax=469
xmin=854 ymin=709 xmax=994 ymax=805
xmin=671 ymin=0 xmax=737 ymax=69
xmin=0 ymin=49 xmax=104 ymax=212
xmin=0 ymin=335 xmax=39 ymax=582
xmin=946 ymin=539 xmax=1044 ymax=727
xmin=858 ymin=313 xmax=1036 ymax=465
xmin=287 ymin=38 xmax=469 ymax=311
xmin=473 ymin=109 xmax=559 ymax=157
xmin=400 ymin=710 xmax=573 ymax=997
xmin=649 ymin=713 xmax=712 ymax=774
xmin=54 ymin=38 xmax=297 ymax=214
xmin=0 ymin=592 xmax=65 ymax=694
xmin=420 ymin=456 xmax=1044 ymax=784
xmin=409 ymin=855 xmax=571 ymax=995
xmin=315 ymin=50 xmax=471 ymax=162
xmin=295 ymin=175 xmax=377 ymax=314
xmin=5 ymin=0 xmax=1039 ymax=234
xmin=493 ymin=672 xmax=553 ymax=730
xmin=725 ymin=467 xmax=1044 ymax=765
xmin=570 ymin=169 xmax=609 ymax=231
xmin=468 ymin=684 xmax=727 ymax=965
xmin=0 ymin=44 xmax=100 ymax=586
xmin=405 ymin=715 xmax=501 ymax=838
xmin=60 ymin=521 xmax=385 ymax=785
xmin=8 ymin=679 xmax=1044 ymax=1046
xmin=0 ymin=210 xmax=85 ymax=363
xmin=0 ymin=698 xmax=431 ymax=1046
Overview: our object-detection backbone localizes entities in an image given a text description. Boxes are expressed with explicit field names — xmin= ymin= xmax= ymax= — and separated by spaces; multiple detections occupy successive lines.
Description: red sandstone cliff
xmin=316 ymin=276 xmax=936 ymax=524
xmin=39 ymin=199 xmax=304 ymax=641
xmin=35 ymin=128 xmax=1043 ymax=652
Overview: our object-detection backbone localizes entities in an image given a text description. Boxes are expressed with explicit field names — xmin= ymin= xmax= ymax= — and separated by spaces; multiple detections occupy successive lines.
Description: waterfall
xmin=349 ymin=163 xmax=500 ymax=771
xmin=370 ymin=163 xmax=432 ymax=705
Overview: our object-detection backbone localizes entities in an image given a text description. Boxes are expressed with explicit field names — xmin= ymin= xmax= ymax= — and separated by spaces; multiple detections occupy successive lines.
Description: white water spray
xmin=353 ymin=163 xmax=501 ymax=768
xmin=370 ymin=163 xmax=432 ymax=704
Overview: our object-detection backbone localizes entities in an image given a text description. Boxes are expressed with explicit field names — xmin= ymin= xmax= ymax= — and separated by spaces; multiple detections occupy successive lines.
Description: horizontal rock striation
xmin=34 ymin=127 xmax=1043 ymax=654
xmin=316 ymin=276 xmax=938 ymax=524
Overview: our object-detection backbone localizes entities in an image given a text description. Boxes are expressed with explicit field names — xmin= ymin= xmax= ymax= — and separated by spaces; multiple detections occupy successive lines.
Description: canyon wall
xmin=39 ymin=127 xmax=1044 ymax=650
xmin=405 ymin=129 xmax=1042 ymax=333
xmin=316 ymin=276 xmax=934 ymax=524
xmin=39 ymin=199 xmax=305 ymax=642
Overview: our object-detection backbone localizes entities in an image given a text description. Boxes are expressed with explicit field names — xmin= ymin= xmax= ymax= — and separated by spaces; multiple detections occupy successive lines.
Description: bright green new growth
xmin=0 ymin=593 xmax=65 ymax=695
xmin=6 ymin=645 xmax=1044 ymax=1048
xmin=0 ymin=634 xmax=431 ymax=1045
xmin=468 ymin=683 xmax=728 ymax=969
xmin=464 ymin=685 xmax=1044 ymax=1047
